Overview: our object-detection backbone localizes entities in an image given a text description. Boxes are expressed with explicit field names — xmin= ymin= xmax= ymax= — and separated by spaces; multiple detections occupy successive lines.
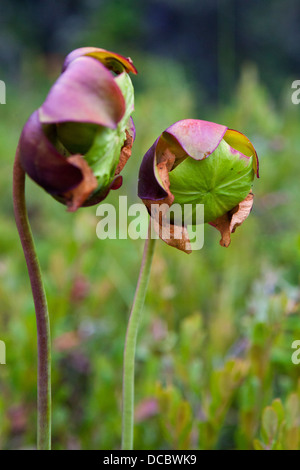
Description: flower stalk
xmin=122 ymin=221 xmax=156 ymax=450
xmin=13 ymin=146 xmax=51 ymax=450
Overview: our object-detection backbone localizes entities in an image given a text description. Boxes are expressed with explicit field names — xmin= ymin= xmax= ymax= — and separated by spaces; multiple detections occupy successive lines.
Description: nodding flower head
xmin=19 ymin=47 xmax=137 ymax=211
xmin=138 ymin=119 xmax=259 ymax=252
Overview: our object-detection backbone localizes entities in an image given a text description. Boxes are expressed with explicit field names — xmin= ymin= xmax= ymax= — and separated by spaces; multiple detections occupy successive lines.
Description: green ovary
xmin=168 ymin=138 xmax=254 ymax=224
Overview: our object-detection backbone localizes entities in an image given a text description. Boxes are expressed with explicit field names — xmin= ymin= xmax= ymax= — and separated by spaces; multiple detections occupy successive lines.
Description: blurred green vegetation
xmin=1 ymin=5 xmax=300 ymax=450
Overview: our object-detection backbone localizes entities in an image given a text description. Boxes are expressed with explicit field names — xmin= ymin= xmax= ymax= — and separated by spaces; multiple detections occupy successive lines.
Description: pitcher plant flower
xmin=13 ymin=47 xmax=137 ymax=450
xmin=138 ymin=119 xmax=259 ymax=252
xmin=19 ymin=47 xmax=137 ymax=212
xmin=121 ymin=120 xmax=259 ymax=450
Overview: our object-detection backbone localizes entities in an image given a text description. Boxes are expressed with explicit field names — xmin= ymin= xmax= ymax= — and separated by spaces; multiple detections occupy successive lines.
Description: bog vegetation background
xmin=1 ymin=0 xmax=300 ymax=450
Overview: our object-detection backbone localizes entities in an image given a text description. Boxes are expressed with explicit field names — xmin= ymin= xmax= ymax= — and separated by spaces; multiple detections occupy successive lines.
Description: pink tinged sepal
xmin=19 ymin=110 xmax=83 ymax=194
xmin=164 ymin=119 xmax=227 ymax=160
xmin=39 ymin=56 xmax=126 ymax=129
xmin=62 ymin=47 xmax=138 ymax=75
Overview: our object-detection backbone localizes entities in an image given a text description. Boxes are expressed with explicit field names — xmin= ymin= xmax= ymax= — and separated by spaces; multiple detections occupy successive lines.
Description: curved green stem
xmin=13 ymin=147 xmax=51 ymax=450
xmin=122 ymin=221 xmax=156 ymax=450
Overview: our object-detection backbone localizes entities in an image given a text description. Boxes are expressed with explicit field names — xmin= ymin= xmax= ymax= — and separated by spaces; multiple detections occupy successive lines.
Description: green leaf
xmin=285 ymin=393 xmax=299 ymax=428
xmin=253 ymin=439 xmax=266 ymax=450
xmin=271 ymin=399 xmax=285 ymax=425
xmin=262 ymin=406 xmax=278 ymax=442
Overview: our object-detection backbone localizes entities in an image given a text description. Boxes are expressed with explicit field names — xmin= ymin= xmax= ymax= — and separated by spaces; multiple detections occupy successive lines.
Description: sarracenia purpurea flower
xmin=13 ymin=47 xmax=137 ymax=450
xmin=19 ymin=47 xmax=137 ymax=211
xmin=138 ymin=119 xmax=259 ymax=252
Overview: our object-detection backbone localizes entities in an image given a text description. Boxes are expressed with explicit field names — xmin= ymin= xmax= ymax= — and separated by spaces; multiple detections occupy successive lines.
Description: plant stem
xmin=13 ymin=147 xmax=51 ymax=450
xmin=122 ymin=221 xmax=156 ymax=450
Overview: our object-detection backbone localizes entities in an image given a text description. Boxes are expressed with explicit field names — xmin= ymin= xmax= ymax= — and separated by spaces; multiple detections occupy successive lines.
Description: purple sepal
xmin=138 ymin=138 xmax=168 ymax=200
xmin=19 ymin=111 xmax=83 ymax=194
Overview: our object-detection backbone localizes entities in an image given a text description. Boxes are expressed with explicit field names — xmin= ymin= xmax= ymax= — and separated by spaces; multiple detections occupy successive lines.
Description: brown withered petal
xmin=210 ymin=192 xmax=254 ymax=247
xmin=63 ymin=155 xmax=98 ymax=212
xmin=142 ymin=142 xmax=194 ymax=253
xmin=156 ymin=146 xmax=176 ymax=205
xmin=19 ymin=110 xmax=83 ymax=194
xmin=115 ymin=119 xmax=136 ymax=175
xmin=141 ymin=147 xmax=175 ymax=215
xmin=81 ymin=175 xmax=123 ymax=207
xmin=142 ymin=144 xmax=192 ymax=253
xmin=150 ymin=203 xmax=192 ymax=254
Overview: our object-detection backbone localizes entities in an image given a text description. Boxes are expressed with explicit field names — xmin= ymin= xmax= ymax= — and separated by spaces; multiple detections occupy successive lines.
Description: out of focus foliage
xmin=1 ymin=0 xmax=300 ymax=103
xmin=0 ymin=0 xmax=300 ymax=450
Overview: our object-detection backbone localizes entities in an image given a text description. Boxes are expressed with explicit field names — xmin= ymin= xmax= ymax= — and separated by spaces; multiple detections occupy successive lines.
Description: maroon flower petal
xmin=164 ymin=119 xmax=227 ymax=161
xmin=62 ymin=47 xmax=138 ymax=75
xmin=138 ymin=138 xmax=168 ymax=201
xmin=39 ymin=56 xmax=125 ymax=129
xmin=110 ymin=174 xmax=123 ymax=190
xmin=19 ymin=111 xmax=83 ymax=194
